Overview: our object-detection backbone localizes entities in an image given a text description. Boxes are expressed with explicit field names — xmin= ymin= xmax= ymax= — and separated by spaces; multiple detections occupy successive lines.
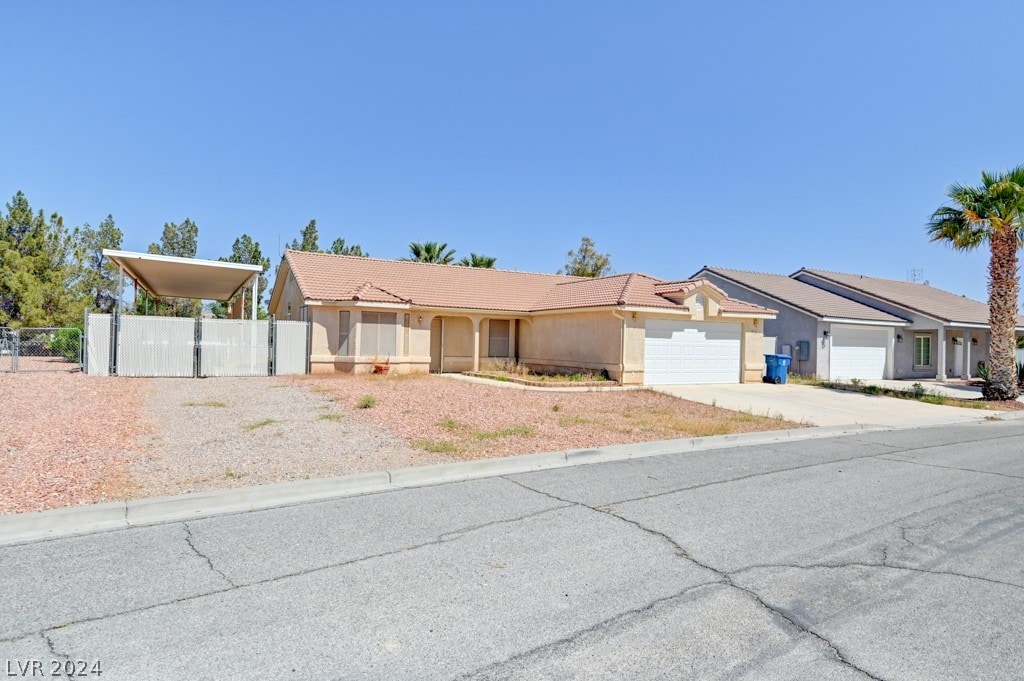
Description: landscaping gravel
xmin=0 ymin=372 xmax=148 ymax=514
xmin=128 ymin=377 xmax=431 ymax=498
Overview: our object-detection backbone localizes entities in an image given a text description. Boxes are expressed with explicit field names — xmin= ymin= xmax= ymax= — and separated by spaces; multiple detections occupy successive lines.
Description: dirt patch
xmin=291 ymin=374 xmax=800 ymax=459
xmin=0 ymin=372 xmax=149 ymax=514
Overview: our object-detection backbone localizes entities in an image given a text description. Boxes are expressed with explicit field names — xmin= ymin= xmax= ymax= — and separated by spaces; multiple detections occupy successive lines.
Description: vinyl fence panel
xmin=85 ymin=314 xmax=112 ymax=376
xmin=117 ymin=316 xmax=196 ymax=377
xmin=275 ymin=320 xmax=309 ymax=375
xmin=200 ymin=319 xmax=270 ymax=377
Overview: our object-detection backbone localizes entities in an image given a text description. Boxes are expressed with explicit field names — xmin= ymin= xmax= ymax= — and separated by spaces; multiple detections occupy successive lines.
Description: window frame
xmin=914 ymin=334 xmax=932 ymax=367
xmin=360 ymin=311 xmax=398 ymax=358
xmin=488 ymin=319 xmax=511 ymax=358
xmin=338 ymin=310 xmax=351 ymax=356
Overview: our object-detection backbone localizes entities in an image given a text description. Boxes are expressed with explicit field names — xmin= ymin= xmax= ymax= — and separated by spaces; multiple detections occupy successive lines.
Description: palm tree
xmin=403 ymin=241 xmax=456 ymax=264
xmin=456 ymin=252 xmax=497 ymax=268
xmin=928 ymin=166 xmax=1024 ymax=400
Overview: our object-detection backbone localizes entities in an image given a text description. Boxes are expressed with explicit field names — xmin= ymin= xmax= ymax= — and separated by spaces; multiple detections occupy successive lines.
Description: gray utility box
xmin=795 ymin=340 xmax=810 ymax=361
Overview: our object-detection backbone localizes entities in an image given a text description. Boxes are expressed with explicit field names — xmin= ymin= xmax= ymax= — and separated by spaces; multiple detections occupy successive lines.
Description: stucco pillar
xmin=472 ymin=317 xmax=481 ymax=372
xmin=936 ymin=327 xmax=947 ymax=380
xmin=961 ymin=330 xmax=972 ymax=379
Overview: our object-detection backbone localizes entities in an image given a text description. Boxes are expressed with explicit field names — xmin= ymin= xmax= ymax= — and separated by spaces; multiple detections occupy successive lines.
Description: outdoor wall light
xmin=822 ymin=330 xmax=830 ymax=338
xmin=632 ymin=311 xmax=638 ymax=320
xmin=896 ymin=334 xmax=903 ymax=343
xmin=972 ymin=338 xmax=978 ymax=346
xmin=417 ymin=315 xmax=423 ymax=325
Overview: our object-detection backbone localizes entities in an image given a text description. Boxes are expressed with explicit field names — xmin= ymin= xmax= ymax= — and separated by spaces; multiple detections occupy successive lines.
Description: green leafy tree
xmin=559 ymin=236 xmax=612 ymax=277
xmin=329 ymin=237 xmax=369 ymax=257
xmin=457 ymin=252 xmax=497 ymax=268
xmin=219 ymin=234 xmax=271 ymax=318
xmin=289 ymin=219 xmax=321 ymax=252
xmin=80 ymin=215 xmax=123 ymax=313
xmin=143 ymin=218 xmax=202 ymax=317
xmin=403 ymin=241 xmax=456 ymax=264
xmin=928 ymin=166 xmax=1024 ymax=400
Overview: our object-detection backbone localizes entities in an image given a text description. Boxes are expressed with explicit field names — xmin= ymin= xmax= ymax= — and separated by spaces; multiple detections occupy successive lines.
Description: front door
xmin=953 ymin=338 xmax=964 ymax=378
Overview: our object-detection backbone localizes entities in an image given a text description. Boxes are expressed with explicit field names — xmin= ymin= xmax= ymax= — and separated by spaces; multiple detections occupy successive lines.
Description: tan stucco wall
xmin=307 ymin=306 xmax=431 ymax=375
xmin=518 ymin=311 xmax=623 ymax=379
xmin=271 ymin=275 xmax=304 ymax=322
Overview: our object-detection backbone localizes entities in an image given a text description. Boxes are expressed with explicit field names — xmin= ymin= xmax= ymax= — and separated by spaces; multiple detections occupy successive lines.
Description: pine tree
xmin=80 ymin=215 xmax=123 ymax=313
xmin=289 ymin=220 xmax=321 ymax=252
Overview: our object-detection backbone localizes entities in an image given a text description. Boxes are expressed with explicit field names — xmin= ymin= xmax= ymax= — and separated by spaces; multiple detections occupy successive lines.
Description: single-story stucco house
xmin=268 ymin=250 xmax=778 ymax=385
xmin=696 ymin=266 xmax=1024 ymax=381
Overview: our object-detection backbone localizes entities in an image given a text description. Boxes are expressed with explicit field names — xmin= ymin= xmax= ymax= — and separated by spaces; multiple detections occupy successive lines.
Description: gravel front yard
xmin=0 ymin=372 xmax=149 ymax=514
xmin=293 ymin=374 xmax=799 ymax=458
xmin=2 ymin=372 xmax=799 ymax=515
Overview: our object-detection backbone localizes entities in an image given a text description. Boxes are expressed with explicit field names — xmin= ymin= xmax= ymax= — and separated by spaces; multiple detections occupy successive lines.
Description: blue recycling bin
xmin=763 ymin=354 xmax=792 ymax=384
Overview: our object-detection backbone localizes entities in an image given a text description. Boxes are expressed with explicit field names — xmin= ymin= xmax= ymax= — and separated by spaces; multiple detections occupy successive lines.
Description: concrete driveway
xmin=652 ymin=382 xmax=1000 ymax=427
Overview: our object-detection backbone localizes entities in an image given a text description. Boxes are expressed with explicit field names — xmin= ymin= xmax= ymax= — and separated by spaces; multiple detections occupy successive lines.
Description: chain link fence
xmin=0 ymin=327 xmax=83 ymax=372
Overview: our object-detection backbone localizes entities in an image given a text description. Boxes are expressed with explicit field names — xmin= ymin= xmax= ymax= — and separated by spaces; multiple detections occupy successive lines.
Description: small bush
xmin=911 ymin=382 xmax=926 ymax=399
xmin=357 ymin=395 xmax=377 ymax=409
xmin=862 ymin=384 xmax=882 ymax=395
xmin=47 ymin=327 xmax=82 ymax=362
xmin=551 ymin=404 xmax=561 ymax=412
xmin=850 ymin=378 xmax=862 ymax=388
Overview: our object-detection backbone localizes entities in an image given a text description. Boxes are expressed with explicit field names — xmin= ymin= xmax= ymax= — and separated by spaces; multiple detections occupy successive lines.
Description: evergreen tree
xmin=328 ymin=237 xmax=369 ymax=257
xmin=219 ymin=234 xmax=271 ymax=317
xmin=289 ymin=219 xmax=321 ymax=252
xmin=144 ymin=218 xmax=202 ymax=317
xmin=80 ymin=215 xmax=123 ymax=313
xmin=559 ymin=236 xmax=612 ymax=278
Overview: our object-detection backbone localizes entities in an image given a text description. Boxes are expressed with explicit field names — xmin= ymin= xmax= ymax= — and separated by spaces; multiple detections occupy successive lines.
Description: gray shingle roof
xmin=795 ymin=269 xmax=1019 ymax=326
xmin=698 ymin=267 xmax=908 ymax=324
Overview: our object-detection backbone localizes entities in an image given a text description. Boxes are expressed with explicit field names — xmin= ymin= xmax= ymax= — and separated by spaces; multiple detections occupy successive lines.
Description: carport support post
xmin=251 ymin=274 xmax=258 ymax=320
xmin=962 ymin=330 xmax=972 ymax=379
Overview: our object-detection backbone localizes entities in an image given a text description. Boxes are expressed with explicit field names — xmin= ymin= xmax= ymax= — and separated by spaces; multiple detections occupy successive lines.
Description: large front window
xmin=914 ymin=335 xmax=931 ymax=367
xmin=360 ymin=311 xmax=397 ymax=357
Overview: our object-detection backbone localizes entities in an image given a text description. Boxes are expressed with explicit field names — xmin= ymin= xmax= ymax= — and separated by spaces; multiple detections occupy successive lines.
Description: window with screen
xmin=488 ymin=320 xmax=510 ymax=357
xmin=338 ymin=310 xmax=350 ymax=355
xmin=360 ymin=311 xmax=397 ymax=357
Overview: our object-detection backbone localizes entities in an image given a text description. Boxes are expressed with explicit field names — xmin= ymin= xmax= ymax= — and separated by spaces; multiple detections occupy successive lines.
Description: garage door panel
xmin=830 ymin=326 xmax=888 ymax=381
xmin=644 ymin=320 xmax=741 ymax=385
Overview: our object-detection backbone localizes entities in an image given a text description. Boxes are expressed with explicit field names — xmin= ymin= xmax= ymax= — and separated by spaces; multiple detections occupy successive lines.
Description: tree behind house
xmin=145 ymin=218 xmax=202 ymax=317
xmin=329 ymin=238 xmax=369 ymax=257
xmin=289 ymin=219 xmax=321 ymax=252
xmin=457 ymin=252 xmax=497 ymax=268
xmin=219 ymin=234 xmax=271 ymax=318
xmin=403 ymin=241 xmax=456 ymax=264
xmin=80 ymin=215 xmax=123 ymax=313
xmin=560 ymin=236 xmax=612 ymax=277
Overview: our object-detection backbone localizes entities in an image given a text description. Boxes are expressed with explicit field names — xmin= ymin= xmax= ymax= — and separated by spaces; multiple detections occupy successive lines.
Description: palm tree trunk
xmin=984 ymin=227 xmax=1020 ymax=400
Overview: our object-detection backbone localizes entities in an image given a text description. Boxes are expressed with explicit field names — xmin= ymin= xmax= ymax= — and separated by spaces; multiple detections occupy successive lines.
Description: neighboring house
xmin=694 ymin=267 xmax=909 ymax=381
xmin=268 ymin=250 xmax=778 ymax=385
xmin=793 ymin=269 xmax=1024 ymax=381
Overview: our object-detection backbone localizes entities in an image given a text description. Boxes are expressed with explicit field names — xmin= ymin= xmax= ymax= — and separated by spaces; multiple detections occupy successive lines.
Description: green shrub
xmin=862 ymin=384 xmax=882 ymax=395
xmin=911 ymin=382 xmax=926 ymax=399
xmin=47 ymin=327 xmax=82 ymax=362
xmin=977 ymin=361 xmax=990 ymax=382
xmin=357 ymin=395 xmax=377 ymax=409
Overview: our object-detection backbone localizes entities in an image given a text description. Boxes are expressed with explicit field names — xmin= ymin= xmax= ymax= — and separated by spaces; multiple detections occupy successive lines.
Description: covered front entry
xmin=643 ymin=320 xmax=741 ymax=385
xmin=829 ymin=324 xmax=888 ymax=380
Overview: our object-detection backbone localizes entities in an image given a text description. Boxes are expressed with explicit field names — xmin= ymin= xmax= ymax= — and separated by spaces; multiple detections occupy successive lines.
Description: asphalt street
xmin=3 ymin=420 xmax=1024 ymax=680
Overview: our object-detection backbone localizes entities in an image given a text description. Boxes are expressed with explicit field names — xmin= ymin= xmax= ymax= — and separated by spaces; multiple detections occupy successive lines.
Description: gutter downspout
xmin=612 ymin=308 xmax=626 ymax=381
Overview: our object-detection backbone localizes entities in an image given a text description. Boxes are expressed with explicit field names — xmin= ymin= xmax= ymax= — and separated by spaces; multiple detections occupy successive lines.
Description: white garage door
xmin=830 ymin=325 xmax=888 ymax=380
xmin=644 ymin=320 xmax=741 ymax=385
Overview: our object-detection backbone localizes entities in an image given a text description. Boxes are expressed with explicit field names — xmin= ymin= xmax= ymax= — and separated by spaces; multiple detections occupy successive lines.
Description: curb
xmin=0 ymin=423 xmax=893 ymax=546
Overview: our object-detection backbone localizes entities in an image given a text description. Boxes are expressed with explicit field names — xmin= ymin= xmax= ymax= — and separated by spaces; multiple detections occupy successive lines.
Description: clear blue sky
xmin=4 ymin=1 xmax=1023 ymax=303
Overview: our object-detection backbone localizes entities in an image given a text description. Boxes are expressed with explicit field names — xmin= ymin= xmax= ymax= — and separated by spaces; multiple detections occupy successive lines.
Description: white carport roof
xmin=102 ymin=249 xmax=262 ymax=300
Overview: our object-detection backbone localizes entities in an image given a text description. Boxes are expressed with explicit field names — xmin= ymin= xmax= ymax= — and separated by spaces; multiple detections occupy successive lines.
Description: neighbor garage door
xmin=644 ymin=320 xmax=741 ymax=385
xmin=829 ymin=325 xmax=888 ymax=381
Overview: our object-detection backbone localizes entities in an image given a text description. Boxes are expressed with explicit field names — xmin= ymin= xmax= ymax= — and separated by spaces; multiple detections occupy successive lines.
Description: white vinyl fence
xmin=274 ymin=320 xmax=310 ymax=376
xmin=200 ymin=319 xmax=270 ymax=377
xmin=84 ymin=313 xmax=308 ymax=377
xmin=117 ymin=316 xmax=196 ymax=377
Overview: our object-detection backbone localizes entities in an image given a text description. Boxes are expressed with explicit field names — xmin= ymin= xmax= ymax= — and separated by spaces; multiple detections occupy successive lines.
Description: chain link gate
xmin=0 ymin=327 xmax=83 ymax=372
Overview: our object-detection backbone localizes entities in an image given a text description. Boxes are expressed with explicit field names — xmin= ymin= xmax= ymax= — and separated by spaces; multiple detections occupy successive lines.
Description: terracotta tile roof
xmin=699 ymin=267 xmax=908 ymax=324
xmin=282 ymin=250 xmax=776 ymax=316
xmin=796 ymin=268 xmax=1024 ymax=327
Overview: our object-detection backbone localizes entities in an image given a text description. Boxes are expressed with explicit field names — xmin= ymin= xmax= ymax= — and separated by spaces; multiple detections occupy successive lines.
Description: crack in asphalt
xmin=41 ymin=630 xmax=73 ymax=678
xmin=0 ymin=503 xmax=571 ymax=644
xmin=455 ymin=581 xmax=724 ymax=679
xmin=732 ymin=561 xmax=1024 ymax=592
xmin=875 ymin=455 xmax=1024 ymax=481
xmin=182 ymin=522 xmax=237 ymax=588
xmin=504 ymin=477 xmax=886 ymax=681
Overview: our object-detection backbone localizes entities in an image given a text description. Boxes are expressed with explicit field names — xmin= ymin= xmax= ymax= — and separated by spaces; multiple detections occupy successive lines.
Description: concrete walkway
xmin=652 ymin=382 xmax=1001 ymax=427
